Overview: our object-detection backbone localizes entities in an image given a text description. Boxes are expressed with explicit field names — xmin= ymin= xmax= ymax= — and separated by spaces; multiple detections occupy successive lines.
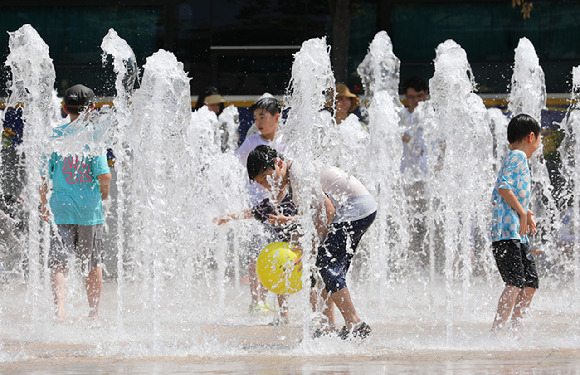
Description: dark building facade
xmin=1 ymin=0 xmax=580 ymax=98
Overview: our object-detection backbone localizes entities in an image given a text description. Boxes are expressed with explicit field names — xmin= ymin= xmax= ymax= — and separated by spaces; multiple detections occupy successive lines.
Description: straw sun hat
xmin=335 ymin=83 xmax=360 ymax=112
xmin=204 ymin=94 xmax=226 ymax=105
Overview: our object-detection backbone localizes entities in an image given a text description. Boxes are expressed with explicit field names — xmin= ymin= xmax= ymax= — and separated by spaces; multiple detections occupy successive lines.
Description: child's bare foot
xmin=508 ymin=320 xmax=524 ymax=340
xmin=88 ymin=309 xmax=100 ymax=320
xmin=55 ymin=305 xmax=66 ymax=321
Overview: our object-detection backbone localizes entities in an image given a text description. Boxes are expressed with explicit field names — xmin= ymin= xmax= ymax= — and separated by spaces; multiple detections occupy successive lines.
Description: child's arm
xmin=269 ymin=195 xmax=334 ymax=234
xmin=97 ymin=172 xmax=112 ymax=201
xmin=292 ymin=196 xmax=335 ymax=271
xmin=497 ymin=188 xmax=528 ymax=236
xmin=39 ymin=177 xmax=50 ymax=223
xmin=313 ymin=196 xmax=335 ymax=242
xmin=266 ymin=201 xmax=334 ymax=227
xmin=527 ymin=209 xmax=537 ymax=234
xmin=213 ymin=208 xmax=253 ymax=225
xmin=323 ymin=196 xmax=336 ymax=227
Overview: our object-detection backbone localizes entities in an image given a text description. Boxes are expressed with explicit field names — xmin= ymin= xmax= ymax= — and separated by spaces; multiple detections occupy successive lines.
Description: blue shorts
xmin=316 ymin=211 xmax=376 ymax=293
xmin=492 ymin=239 xmax=539 ymax=289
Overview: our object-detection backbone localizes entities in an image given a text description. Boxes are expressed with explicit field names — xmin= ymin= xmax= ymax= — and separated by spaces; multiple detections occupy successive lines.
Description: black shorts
xmin=316 ymin=211 xmax=376 ymax=293
xmin=492 ymin=239 xmax=539 ymax=289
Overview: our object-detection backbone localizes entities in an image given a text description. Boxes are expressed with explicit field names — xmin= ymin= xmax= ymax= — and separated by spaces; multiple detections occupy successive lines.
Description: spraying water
xmin=572 ymin=67 xmax=580 ymax=288
xmin=216 ymin=104 xmax=240 ymax=153
xmin=282 ymin=37 xmax=335 ymax=338
xmin=100 ymin=28 xmax=138 ymax=333
xmin=508 ymin=38 xmax=546 ymax=120
xmin=1 ymin=25 xmax=580 ymax=363
xmin=487 ymin=108 xmax=510 ymax=169
xmin=4 ymin=24 xmax=59 ymax=323
xmin=122 ymin=49 xmax=193 ymax=351
xmin=508 ymin=37 xmax=560 ymax=271
xmin=356 ymin=31 xmax=406 ymax=315
xmin=427 ymin=39 xmax=495 ymax=342
xmin=560 ymin=66 xmax=580 ymax=287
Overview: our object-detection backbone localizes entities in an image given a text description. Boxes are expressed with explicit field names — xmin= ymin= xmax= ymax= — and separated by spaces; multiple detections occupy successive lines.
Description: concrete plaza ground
xmin=1 ymin=329 xmax=579 ymax=374
xmin=1 ymin=276 xmax=579 ymax=374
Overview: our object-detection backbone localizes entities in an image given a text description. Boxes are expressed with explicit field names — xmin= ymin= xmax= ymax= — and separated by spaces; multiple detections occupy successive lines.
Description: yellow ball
xmin=256 ymin=242 xmax=302 ymax=295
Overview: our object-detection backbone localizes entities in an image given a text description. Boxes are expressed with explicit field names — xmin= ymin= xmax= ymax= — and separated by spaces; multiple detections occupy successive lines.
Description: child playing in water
xmin=246 ymin=145 xmax=377 ymax=339
xmin=218 ymin=95 xmax=291 ymax=324
xmin=40 ymin=84 xmax=111 ymax=320
xmin=490 ymin=113 xmax=541 ymax=336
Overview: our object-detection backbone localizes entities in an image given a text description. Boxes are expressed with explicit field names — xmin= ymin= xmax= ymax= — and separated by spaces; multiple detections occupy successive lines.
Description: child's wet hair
xmin=250 ymin=97 xmax=281 ymax=116
xmin=403 ymin=76 xmax=428 ymax=93
xmin=247 ymin=145 xmax=279 ymax=181
xmin=507 ymin=113 xmax=541 ymax=144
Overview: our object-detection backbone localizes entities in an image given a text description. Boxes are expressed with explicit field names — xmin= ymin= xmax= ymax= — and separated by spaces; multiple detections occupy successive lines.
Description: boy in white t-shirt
xmin=224 ymin=95 xmax=289 ymax=323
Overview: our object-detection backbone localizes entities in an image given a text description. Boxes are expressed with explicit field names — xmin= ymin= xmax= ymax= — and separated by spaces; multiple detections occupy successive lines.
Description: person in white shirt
xmin=247 ymin=145 xmax=377 ymax=340
xmin=400 ymin=77 xmax=429 ymax=266
xmin=227 ymin=95 xmax=290 ymax=324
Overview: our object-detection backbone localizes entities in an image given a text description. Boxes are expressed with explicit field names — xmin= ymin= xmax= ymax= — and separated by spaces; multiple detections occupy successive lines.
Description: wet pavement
xmin=1 ymin=347 xmax=579 ymax=374
xmin=1 ymin=280 xmax=579 ymax=374
xmin=1 ymin=321 xmax=579 ymax=374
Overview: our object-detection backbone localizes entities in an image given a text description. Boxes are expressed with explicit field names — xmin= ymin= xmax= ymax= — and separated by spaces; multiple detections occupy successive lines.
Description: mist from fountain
xmin=508 ymin=38 xmax=561 ymax=275
xmin=4 ymin=24 xmax=60 ymax=325
xmin=572 ymin=67 xmax=580 ymax=287
xmin=1 ymin=25 xmax=579 ymax=362
xmin=560 ymin=66 xmax=580 ymax=287
xmin=280 ymin=37 xmax=336 ymax=339
xmin=356 ymin=31 xmax=406 ymax=317
xmin=100 ymin=27 xmax=138 ymax=334
xmin=422 ymin=39 xmax=495 ymax=342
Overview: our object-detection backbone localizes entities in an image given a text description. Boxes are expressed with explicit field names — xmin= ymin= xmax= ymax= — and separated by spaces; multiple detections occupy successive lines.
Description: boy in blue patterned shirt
xmin=490 ymin=113 xmax=541 ymax=335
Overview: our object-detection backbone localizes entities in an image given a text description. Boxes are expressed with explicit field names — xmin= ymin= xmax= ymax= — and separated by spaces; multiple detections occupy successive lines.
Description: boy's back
xmin=491 ymin=148 xmax=531 ymax=243
xmin=47 ymin=123 xmax=110 ymax=226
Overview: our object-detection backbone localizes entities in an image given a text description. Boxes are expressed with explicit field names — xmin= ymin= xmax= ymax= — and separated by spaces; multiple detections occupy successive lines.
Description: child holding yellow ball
xmin=246 ymin=145 xmax=377 ymax=340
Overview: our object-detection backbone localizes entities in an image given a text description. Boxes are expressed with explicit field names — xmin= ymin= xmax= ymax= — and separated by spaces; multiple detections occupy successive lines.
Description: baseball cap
xmin=64 ymin=84 xmax=95 ymax=108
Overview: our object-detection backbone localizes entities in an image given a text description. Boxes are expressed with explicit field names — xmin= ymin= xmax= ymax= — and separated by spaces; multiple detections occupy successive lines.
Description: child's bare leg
xmin=310 ymin=288 xmax=332 ymax=322
xmin=510 ymin=286 xmax=536 ymax=330
xmin=51 ymin=266 xmax=68 ymax=320
xmin=310 ymin=288 xmax=318 ymax=313
xmin=491 ymin=285 xmax=521 ymax=333
xmin=320 ymin=289 xmax=336 ymax=329
xmin=248 ymin=257 xmax=266 ymax=305
xmin=85 ymin=266 xmax=102 ymax=319
xmin=330 ymin=287 xmax=360 ymax=330
xmin=277 ymin=294 xmax=289 ymax=318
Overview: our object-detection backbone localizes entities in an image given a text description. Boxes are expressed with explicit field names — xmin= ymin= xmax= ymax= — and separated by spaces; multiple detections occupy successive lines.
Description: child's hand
xmin=213 ymin=215 xmax=230 ymax=225
xmin=267 ymin=212 xmax=292 ymax=226
xmin=292 ymin=248 xmax=303 ymax=273
xmin=41 ymin=205 xmax=50 ymax=223
xmin=527 ymin=210 xmax=537 ymax=234
xmin=518 ymin=213 xmax=528 ymax=236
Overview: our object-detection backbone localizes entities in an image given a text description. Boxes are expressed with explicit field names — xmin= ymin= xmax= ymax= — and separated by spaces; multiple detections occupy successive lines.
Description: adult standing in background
xmin=195 ymin=86 xmax=225 ymax=115
xmin=333 ymin=83 xmax=361 ymax=125
xmin=400 ymin=77 xmax=429 ymax=268
xmin=195 ymin=86 xmax=239 ymax=152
